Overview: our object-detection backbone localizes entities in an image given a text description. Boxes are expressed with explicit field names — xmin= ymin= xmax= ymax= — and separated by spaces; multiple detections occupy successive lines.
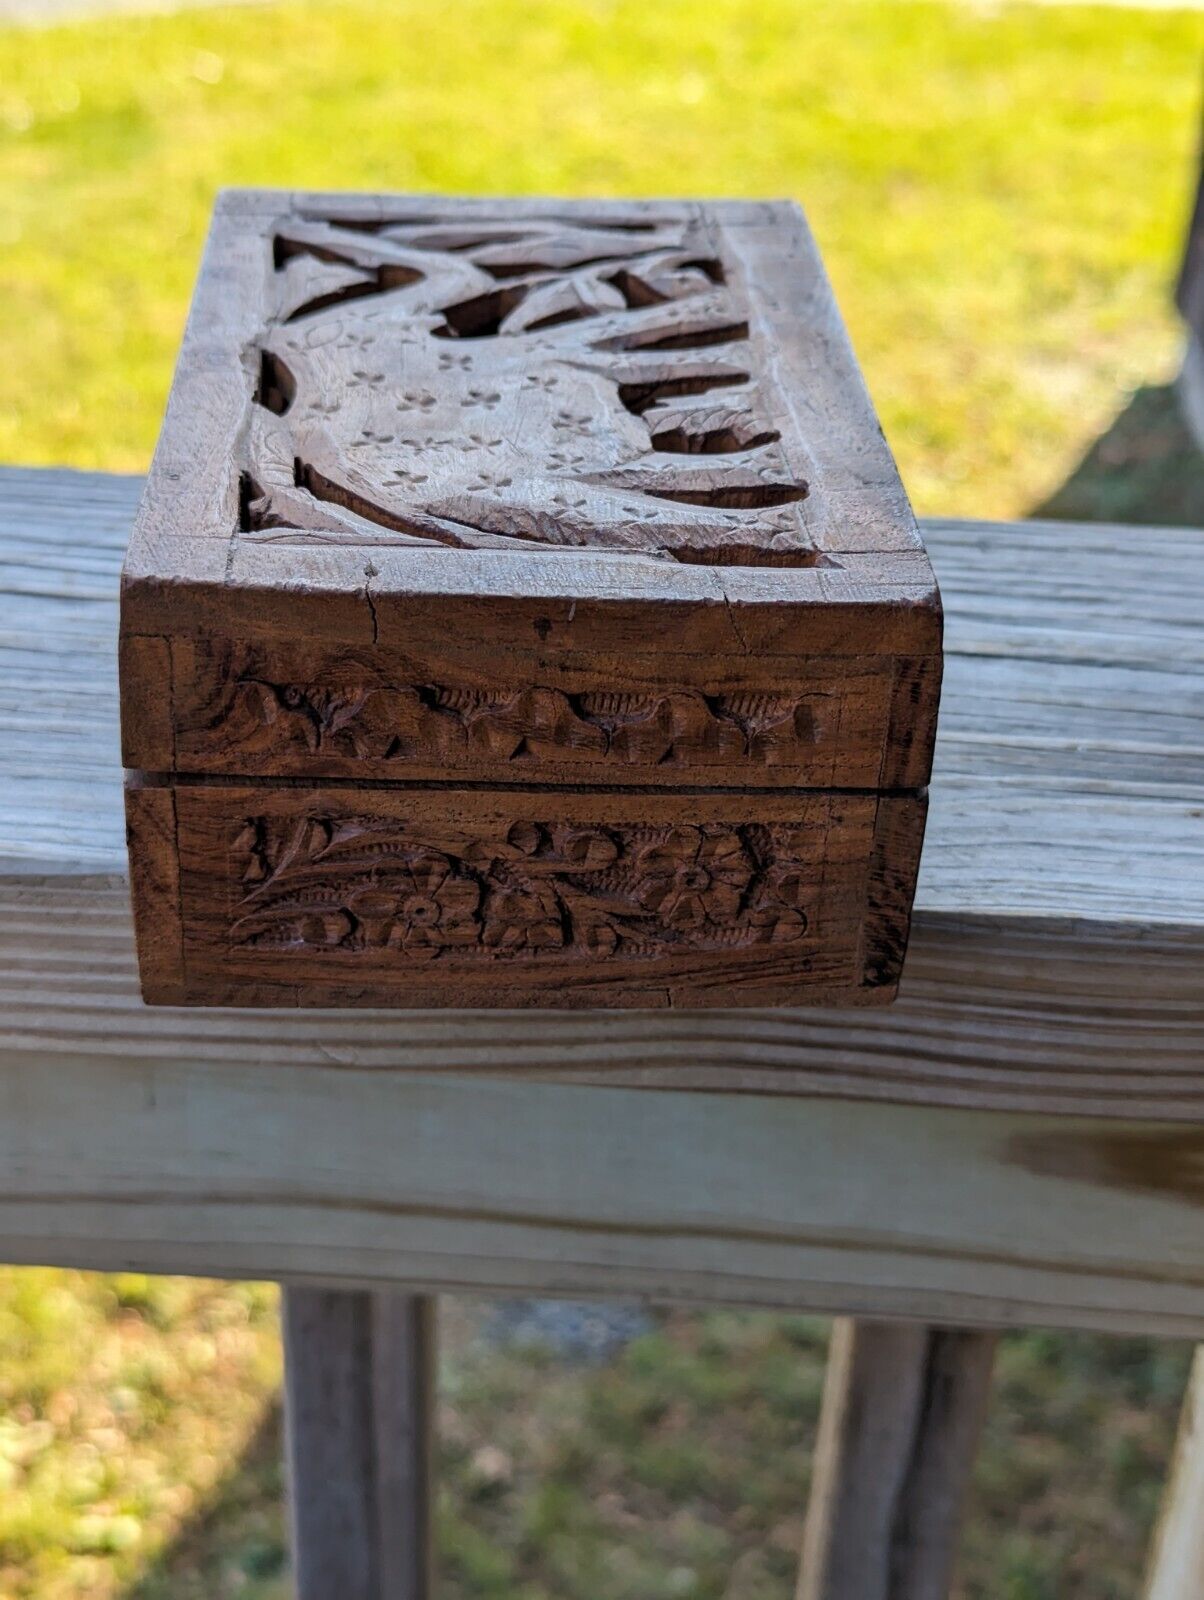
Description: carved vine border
xmin=230 ymin=816 xmax=815 ymax=961
xmin=212 ymin=678 xmax=820 ymax=768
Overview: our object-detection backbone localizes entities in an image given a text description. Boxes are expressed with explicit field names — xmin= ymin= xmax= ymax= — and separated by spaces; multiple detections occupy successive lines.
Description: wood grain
xmin=2 ymin=470 xmax=1201 ymax=1110
xmin=123 ymin=780 xmax=185 ymax=999
xmin=0 ymin=1053 xmax=1202 ymax=1333
xmin=283 ymin=1289 xmax=435 ymax=1600
xmin=158 ymin=636 xmax=926 ymax=792
xmin=247 ymin=210 xmax=820 ymax=563
xmin=798 ymin=1321 xmax=997 ymax=1600
xmin=126 ymin=193 xmax=933 ymax=572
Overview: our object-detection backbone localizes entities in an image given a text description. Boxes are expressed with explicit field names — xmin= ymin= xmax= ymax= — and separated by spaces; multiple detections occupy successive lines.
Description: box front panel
xmin=135 ymin=785 xmax=925 ymax=1008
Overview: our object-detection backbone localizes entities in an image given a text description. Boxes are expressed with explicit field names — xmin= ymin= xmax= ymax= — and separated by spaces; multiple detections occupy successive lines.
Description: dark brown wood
xmin=283 ymin=1288 xmax=435 ymax=1600
xmin=120 ymin=192 xmax=940 ymax=1007
xmin=138 ymin=783 xmax=924 ymax=1007
xmin=162 ymin=640 xmax=922 ymax=791
xmin=798 ymin=1320 xmax=997 ymax=1600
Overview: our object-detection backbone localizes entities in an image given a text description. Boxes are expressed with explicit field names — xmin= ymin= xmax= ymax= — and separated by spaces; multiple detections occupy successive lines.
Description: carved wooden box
xmin=121 ymin=190 xmax=941 ymax=1008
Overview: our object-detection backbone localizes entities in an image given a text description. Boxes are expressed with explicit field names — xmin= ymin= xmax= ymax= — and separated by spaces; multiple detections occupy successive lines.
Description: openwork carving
xmin=241 ymin=211 xmax=817 ymax=566
xmin=230 ymin=815 xmax=814 ymax=960
xmin=211 ymin=676 xmax=818 ymax=768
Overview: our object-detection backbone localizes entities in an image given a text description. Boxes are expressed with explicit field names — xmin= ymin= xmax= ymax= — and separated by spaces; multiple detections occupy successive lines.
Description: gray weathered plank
xmin=0 ymin=1055 xmax=1202 ymax=1333
xmin=0 ymin=468 xmax=1203 ymax=1332
xmin=283 ymin=1289 xmax=434 ymax=1600
xmin=798 ymin=1321 xmax=997 ymax=1600
xmin=1 ymin=468 xmax=1201 ymax=1117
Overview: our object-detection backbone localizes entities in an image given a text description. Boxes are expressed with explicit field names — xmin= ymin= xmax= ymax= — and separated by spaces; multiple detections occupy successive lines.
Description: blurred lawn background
xmin=2 ymin=0 xmax=1204 ymax=1596
xmin=4 ymin=0 xmax=1204 ymax=512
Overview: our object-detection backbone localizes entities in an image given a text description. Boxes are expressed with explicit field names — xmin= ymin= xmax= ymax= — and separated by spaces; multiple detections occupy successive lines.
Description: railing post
xmin=798 ymin=1319 xmax=997 ymax=1600
xmin=1143 ymin=1345 xmax=1204 ymax=1600
xmin=283 ymin=1288 xmax=436 ymax=1600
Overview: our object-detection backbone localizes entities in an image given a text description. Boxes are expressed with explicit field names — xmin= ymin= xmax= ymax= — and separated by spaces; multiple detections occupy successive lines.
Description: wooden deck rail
xmin=2 ymin=466 xmax=1202 ymax=1596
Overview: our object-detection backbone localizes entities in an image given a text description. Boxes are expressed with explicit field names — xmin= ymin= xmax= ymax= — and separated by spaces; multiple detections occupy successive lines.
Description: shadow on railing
xmin=1030 ymin=381 xmax=1204 ymax=528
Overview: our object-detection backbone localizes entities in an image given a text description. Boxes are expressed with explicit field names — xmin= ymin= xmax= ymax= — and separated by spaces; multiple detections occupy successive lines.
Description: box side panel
xmin=120 ymin=567 xmax=942 ymax=787
xmin=124 ymin=783 xmax=187 ymax=1004
xmin=880 ymin=653 xmax=942 ymax=791
xmin=119 ymin=631 xmax=174 ymax=772
xmin=155 ymin=784 xmax=914 ymax=1008
xmin=858 ymin=791 xmax=929 ymax=997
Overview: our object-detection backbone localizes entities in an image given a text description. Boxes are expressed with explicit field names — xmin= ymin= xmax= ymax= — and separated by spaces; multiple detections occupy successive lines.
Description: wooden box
xmin=120 ymin=190 xmax=941 ymax=1008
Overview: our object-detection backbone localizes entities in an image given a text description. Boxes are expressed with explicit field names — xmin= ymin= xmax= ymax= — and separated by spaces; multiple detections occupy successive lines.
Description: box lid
xmin=121 ymin=191 xmax=940 ymax=791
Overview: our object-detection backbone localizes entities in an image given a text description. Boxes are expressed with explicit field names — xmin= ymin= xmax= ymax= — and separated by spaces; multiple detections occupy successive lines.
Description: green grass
xmin=0 ymin=1271 xmax=282 ymax=1600
xmin=1 ymin=0 xmax=1203 ymax=1594
xmin=2 ymin=0 xmax=1203 ymax=517
xmin=3 ymin=1296 xmax=1187 ymax=1600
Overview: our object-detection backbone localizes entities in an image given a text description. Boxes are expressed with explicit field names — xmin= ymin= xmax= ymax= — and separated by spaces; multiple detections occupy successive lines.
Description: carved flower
xmin=635 ymin=827 xmax=752 ymax=930
xmin=748 ymin=864 xmax=810 ymax=943
xmin=345 ymin=851 xmax=480 ymax=959
xmin=482 ymin=881 xmax=564 ymax=953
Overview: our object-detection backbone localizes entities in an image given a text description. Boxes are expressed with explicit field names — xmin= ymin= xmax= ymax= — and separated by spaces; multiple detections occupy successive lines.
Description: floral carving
xmin=635 ymin=828 xmax=751 ymax=930
xmin=481 ymin=880 xmax=563 ymax=954
xmin=230 ymin=815 xmax=814 ymax=962
xmin=748 ymin=864 xmax=811 ymax=944
xmin=344 ymin=854 xmax=480 ymax=959
xmin=207 ymin=677 xmax=818 ymax=770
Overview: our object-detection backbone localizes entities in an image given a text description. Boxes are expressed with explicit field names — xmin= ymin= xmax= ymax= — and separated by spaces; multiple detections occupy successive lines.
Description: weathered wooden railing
xmin=1 ymin=466 xmax=1202 ymax=1597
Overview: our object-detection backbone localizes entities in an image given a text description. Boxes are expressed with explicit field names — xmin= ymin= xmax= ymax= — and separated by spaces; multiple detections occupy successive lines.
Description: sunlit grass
xmin=1 ymin=0 xmax=1202 ymax=513
xmin=5 ymin=1299 xmax=1182 ymax=1600
xmin=0 ymin=1271 xmax=281 ymax=1599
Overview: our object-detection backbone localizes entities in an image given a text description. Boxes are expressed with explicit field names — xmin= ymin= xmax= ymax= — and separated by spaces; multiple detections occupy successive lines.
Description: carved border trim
xmin=206 ymin=678 xmax=821 ymax=769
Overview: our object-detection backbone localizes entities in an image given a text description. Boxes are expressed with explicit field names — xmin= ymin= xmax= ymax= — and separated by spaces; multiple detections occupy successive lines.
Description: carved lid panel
xmin=246 ymin=210 xmax=821 ymax=568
